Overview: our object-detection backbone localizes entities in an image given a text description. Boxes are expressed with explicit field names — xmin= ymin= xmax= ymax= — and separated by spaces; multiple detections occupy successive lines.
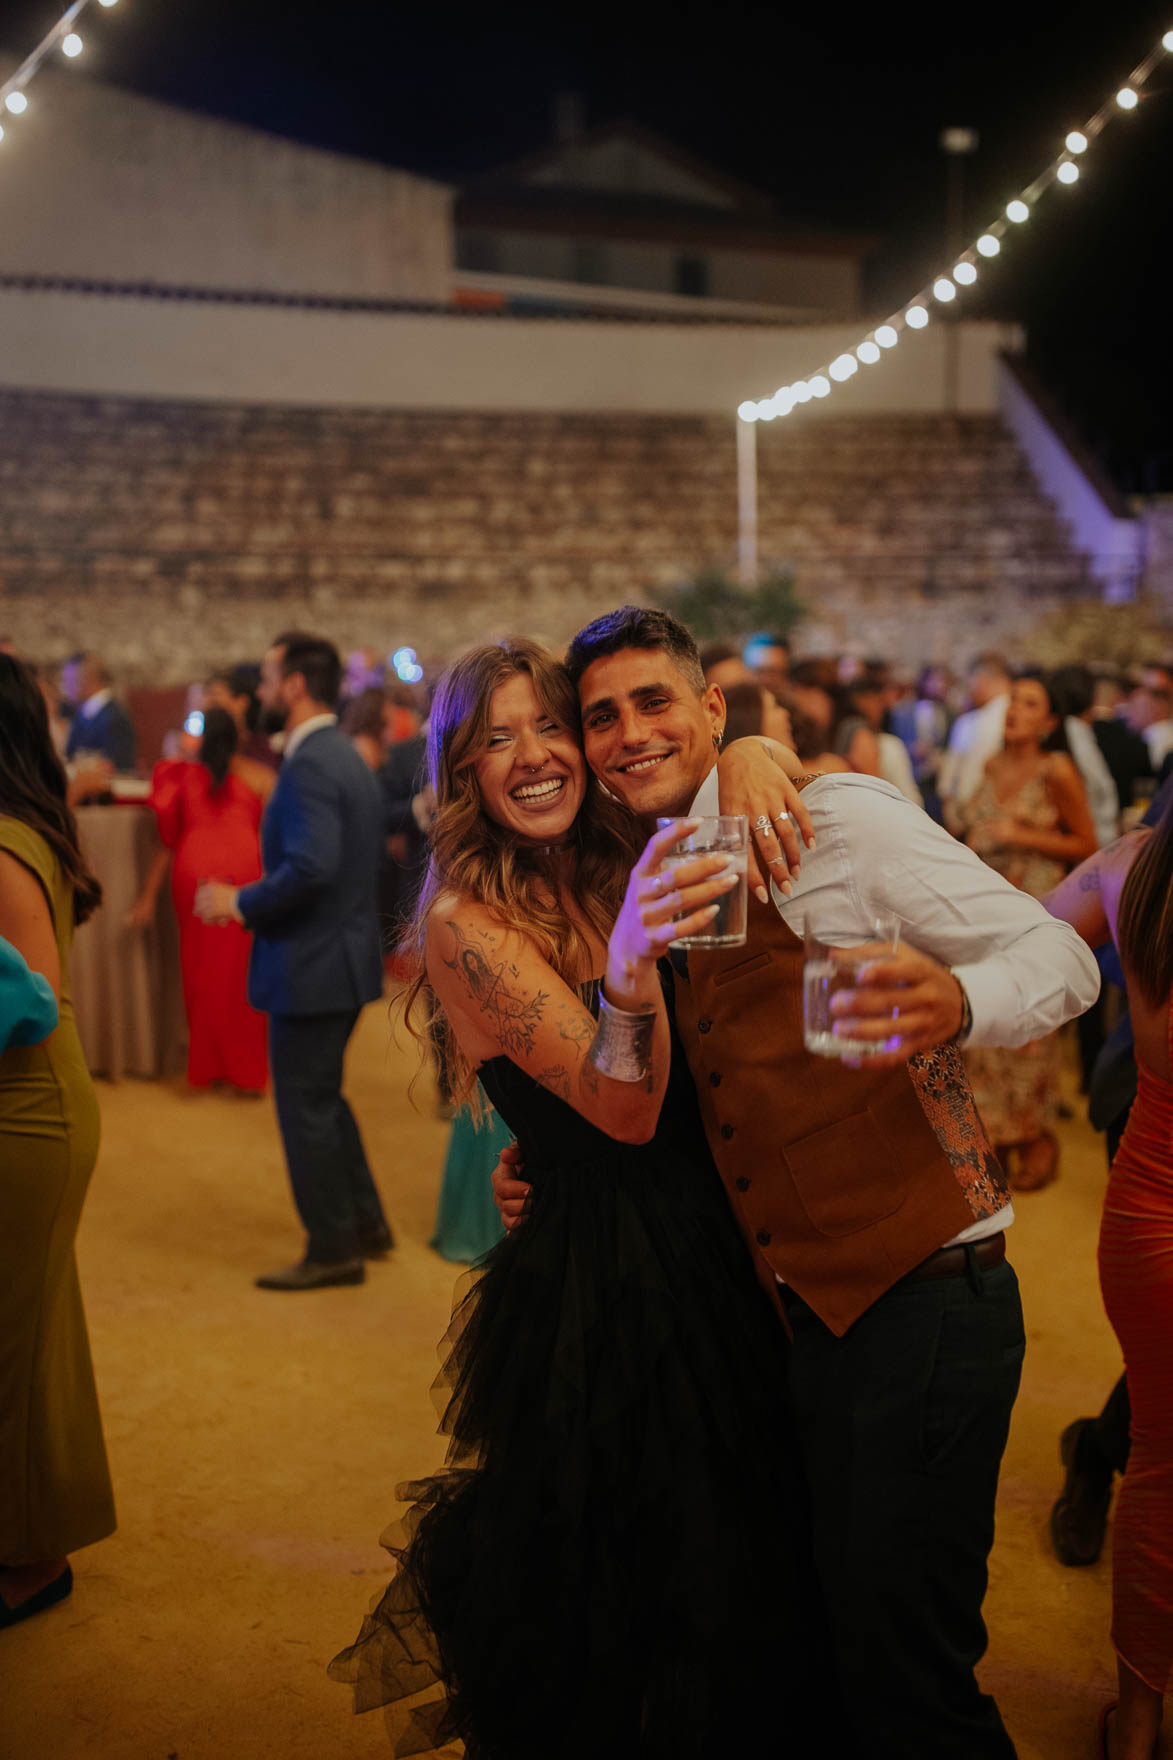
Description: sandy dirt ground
xmin=1 ymin=1001 xmax=1137 ymax=1758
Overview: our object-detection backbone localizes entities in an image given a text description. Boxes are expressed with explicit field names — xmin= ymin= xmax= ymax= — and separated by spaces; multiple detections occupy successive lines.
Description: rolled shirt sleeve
xmin=770 ymin=774 xmax=1101 ymax=1047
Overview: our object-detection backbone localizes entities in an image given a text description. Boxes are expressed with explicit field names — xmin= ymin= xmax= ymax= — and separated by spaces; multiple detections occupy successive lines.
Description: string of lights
xmin=737 ymin=27 xmax=1173 ymax=425
xmin=0 ymin=0 xmax=120 ymax=148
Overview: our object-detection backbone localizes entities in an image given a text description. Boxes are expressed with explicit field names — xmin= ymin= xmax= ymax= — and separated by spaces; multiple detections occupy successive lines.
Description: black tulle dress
xmin=330 ymin=986 xmax=823 ymax=1757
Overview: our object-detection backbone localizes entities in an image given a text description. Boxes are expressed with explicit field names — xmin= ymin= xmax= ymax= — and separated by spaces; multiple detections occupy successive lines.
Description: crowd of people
xmin=3 ymin=615 xmax=1173 ymax=1758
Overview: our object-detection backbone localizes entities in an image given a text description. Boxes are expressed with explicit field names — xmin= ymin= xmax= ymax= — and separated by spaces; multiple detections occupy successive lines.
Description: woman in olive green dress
xmin=0 ymin=653 xmax=115 ymax=1627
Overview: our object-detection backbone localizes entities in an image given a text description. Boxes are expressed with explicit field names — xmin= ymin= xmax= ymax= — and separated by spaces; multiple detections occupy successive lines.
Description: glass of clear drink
xmin=803 ymin=916 xmax=902 ymax=1059
xmin=654 ymin=815 xmax=748 ymax=948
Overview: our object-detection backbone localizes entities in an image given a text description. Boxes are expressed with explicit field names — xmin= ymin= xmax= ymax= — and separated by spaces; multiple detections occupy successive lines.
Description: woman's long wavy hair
xmin=402 ymin=638 xmax=641 ymax=1110
xmin=0 ymin=654 xmax=102 ymax=924
xmin=1117 ymin=786 xmax=1173 ymax=1009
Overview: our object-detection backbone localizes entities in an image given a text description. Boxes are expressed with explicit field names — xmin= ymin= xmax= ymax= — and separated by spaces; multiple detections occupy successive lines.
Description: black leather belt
xmin=903 ymin=1230 xmax=1006 ymax=1284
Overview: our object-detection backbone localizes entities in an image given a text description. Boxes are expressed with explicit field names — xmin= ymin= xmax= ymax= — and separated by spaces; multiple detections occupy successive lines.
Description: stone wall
xmin=0 ymin=387 xmax=1115 ymax=684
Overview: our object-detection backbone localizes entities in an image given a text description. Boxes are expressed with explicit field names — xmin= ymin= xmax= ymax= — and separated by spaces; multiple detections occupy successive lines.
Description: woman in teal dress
xmin=430 ymin=1096 xmax=510 ymax=1264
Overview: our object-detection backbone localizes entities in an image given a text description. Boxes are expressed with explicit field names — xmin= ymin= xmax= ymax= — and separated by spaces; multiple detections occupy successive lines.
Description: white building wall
xmin=0 ymin=288 xmax=1015 ymax=414
xmin=458 ymin=228 xmax=858 ymax=312
xmin=0 ymin=59 xmax=452 ymax=301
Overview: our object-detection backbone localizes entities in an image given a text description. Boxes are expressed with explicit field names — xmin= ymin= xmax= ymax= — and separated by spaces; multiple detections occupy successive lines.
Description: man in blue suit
xmin=196 ymin=633 xmax=392 ymax=1290
xmin=63 ymin=653 xmax=137 ymax=773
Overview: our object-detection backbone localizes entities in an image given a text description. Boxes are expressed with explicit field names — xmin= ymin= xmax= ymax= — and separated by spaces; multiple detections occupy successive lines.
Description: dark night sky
xmin=5 ymin=0 xmax=1173 ymax=487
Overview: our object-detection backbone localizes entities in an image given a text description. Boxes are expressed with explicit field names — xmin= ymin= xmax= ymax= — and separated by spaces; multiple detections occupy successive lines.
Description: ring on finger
xmin=766 ymin=855 xmax=789 ymax=866
xmin=771 ymin=810 xmax=791 ymax=825
xmin=753 ymin=814 xmax=773 ymax=836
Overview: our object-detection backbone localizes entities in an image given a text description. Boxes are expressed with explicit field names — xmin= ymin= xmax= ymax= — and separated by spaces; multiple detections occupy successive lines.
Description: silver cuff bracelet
xmin=588 ymin=993 xmax=656 ymax=1084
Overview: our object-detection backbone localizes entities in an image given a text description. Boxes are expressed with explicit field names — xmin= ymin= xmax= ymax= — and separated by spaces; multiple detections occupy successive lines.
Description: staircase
xmin=0 ymin=389 xmax=1096 ymax=679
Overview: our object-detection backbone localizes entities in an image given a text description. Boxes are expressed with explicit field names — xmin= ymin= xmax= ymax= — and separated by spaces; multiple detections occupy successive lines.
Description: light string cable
xmin=738 ymin=26 xmax=1173 ymax=424
xmin=1 ymin=0 xmax=120 ymax=145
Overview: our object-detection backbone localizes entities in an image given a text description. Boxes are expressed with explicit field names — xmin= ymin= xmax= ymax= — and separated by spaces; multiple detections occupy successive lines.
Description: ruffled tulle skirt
xmin=330 ymin=1147 xmax=824 ymax=1757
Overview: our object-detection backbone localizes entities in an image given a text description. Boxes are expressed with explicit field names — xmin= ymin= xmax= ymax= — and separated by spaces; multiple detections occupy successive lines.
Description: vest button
xmin=698 ymin=1019 xmax=712 ymax=1034
xmin=735 ymin=1176 xmax=750 ymax=1192
xmin=756 ymin=1229 xmax=771 ymax=1247
xmin=709 ymin=1071 xmax=721 ymax=1087
xmin=720 ymin=1124 xmax=734 ymax=1140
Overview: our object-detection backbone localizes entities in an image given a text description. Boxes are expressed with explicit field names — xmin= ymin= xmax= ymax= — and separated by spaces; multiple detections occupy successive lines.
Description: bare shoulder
xmin=1044 ymin=752 xmax=1082 ymax=790
xmin=424 ymin=893 xmax=541 ymax=982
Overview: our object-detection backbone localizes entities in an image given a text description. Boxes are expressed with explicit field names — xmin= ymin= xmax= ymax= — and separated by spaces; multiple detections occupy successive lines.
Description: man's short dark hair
xmin=566 ymin=606 xmax=706 ymax=693
xmin=274 ymin=630 xmax=342 ymax=708
xmin=1048 ymin=664 xmax=1094 ymax=720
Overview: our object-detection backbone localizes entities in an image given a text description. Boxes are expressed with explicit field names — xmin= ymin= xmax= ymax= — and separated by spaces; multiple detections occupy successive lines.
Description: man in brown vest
xmin=495 ymin=607 xmax=1100 ymax=1757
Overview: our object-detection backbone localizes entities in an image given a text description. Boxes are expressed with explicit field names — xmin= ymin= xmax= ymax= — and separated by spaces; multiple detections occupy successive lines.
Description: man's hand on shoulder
xmin=829 ymin=944 xmax=965 ymax=1067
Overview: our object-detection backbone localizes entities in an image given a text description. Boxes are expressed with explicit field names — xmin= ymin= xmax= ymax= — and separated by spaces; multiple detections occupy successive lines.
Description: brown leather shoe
xmin=1051 ymin=1418 xmax=1113 ymax=1566
xmin=255 ymin=1258 xmax=365 ymax=1291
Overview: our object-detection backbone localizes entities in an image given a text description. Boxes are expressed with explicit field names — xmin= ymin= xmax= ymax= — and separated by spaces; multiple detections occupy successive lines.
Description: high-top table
xmin=71 ymin=803 xmax=186 ymax=1081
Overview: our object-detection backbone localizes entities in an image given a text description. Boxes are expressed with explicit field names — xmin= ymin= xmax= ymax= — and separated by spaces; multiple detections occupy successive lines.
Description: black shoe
xmin=1051 ymin=1418 xmax=1114 ymax=1566
xmin=358 ymin=1225 xmax=394 ymax=1260
xmin=255 ymin=1257 xmax=365 ymax=1291
xmin=0 ymin=1564 xmax=73 ymax=1629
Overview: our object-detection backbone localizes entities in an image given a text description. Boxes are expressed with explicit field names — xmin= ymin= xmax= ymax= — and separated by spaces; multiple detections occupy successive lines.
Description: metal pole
xmin=737 ymin=416 xmax=758 ymax=588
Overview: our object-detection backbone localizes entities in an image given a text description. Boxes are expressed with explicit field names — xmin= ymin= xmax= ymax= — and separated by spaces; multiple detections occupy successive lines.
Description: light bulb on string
xmin=857 ymin=340 xmax=881 ymax=364
xmin=756 ymin=398 xmax=777 ymax=421
xmin=932 ymin=278 xmax=956 ymax=302
xmin=829 ymin=356 xmax=851 ymax=382
xmin=737 ymin=401 xmax=758 ymax=424
xmin=1057 ymin=160 xmax=1080 ymax=184
xmin=62 ymin=33 xmax=83 ymax=57
xmin=1117 ymin=86 xmax=1139 ymax=109
xmin=810 ymin=376 xmax=831 ymax=398
xmin=773 ymin=389 xmax=795 ymax=416
xmin=954 ymin=261 xmax=978 ymax=285
xmin=5 ymin=91 xmax=29 ymax=115
xmin=875 ymin=325 xmax=899 ymax=348
xmin=792 ymin=381 xmax=812 ymax=403
xmin=1066 ymin=131 xmax=1088 ymax=153
xmin=98 ymin=0 xmax=120 ymax=7
xmin=1006 ymin=200 xmax=1030 ymax=223
xmin=976 ymin=234 xmax=1001 ymax=257
xmin=906 ymin=305 xmax=929 ymax=329
xmin=0 ymin=124 xmax=5 ymax=144
xmin=1164 ymin=30 xmax=1173 ymax=51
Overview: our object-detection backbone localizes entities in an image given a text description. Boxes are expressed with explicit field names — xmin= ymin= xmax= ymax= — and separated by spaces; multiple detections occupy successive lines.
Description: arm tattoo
xmin=536 ymin=1064 xmax=572 ymax=1104
xmin=558 ymin=1012 xmax=595 ymax=1050
xmin=1078 ymin=866 xmax=1102 ymax=893
xmin=442 ymin=920 xmax=548 ymax=1058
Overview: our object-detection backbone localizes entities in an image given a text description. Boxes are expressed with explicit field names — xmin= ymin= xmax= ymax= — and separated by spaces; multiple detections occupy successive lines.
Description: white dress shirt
xmin=1145 ymin=719 xmax=1173 ymax=773
xmin=691 ymin=768 xmax=1102 ymax=1251
xmin=282 ymin=713 xmax=338 ymax=761
xmin=78 ymin=687 xmax=114 ymax=719
xmin=1065 ymin=716 xmax=1119 ymax=847
xmin=940 ymin=694 xmax=1008 ymax=808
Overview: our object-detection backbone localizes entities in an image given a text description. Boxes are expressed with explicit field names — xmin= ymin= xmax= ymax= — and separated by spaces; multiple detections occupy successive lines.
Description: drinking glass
xmin=803 ymin=915 xmax=902 ymax=1059
xmin=654 ymin=815 xmax=748 ymax=948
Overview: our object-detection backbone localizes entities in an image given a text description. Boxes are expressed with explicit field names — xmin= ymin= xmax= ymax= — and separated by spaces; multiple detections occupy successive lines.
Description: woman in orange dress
xmin=1047 ymin=792 xmax=1173 ymax=1759
xmin=133 ymin=707 xmax=272 ymax=1092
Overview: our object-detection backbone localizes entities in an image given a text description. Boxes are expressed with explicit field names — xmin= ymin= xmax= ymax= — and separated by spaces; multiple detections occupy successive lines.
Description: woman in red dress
xmin=134 ymin=708 xmax=272 ymax=1092
xmin=1047 ymin=791 xmax=1173 ymax=1758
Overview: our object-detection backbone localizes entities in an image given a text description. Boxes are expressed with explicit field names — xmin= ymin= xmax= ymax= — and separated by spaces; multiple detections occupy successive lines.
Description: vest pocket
xmin=711 ymin=951 xmax=773 ymax=987
xmin=786 ymin=1110 xmax=907 ymax=1236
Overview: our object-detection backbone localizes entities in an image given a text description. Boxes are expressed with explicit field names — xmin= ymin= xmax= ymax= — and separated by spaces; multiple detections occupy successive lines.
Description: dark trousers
xmin=268 ymin=1009 xmax=387 ymax=1262
xmin=785 ymin=1255 xmax=1025 ymax=1759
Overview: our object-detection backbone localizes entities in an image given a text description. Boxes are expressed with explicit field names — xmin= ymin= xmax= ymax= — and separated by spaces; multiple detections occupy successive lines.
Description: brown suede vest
xmin=672 ymin=889 xmax=1008 ymax=1336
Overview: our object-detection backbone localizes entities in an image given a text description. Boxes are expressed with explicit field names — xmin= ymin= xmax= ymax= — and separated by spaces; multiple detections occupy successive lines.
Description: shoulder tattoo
xmin=442 ymin=919 xmax=548 ymax=1057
